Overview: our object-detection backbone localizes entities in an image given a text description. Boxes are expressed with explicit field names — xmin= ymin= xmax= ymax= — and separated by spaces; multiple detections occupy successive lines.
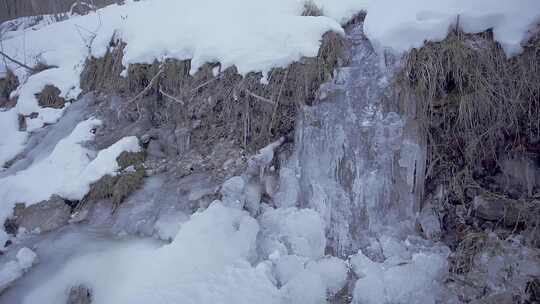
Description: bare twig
xmin=118 ymin=65 xmax=164 ymax=121
xmin=191 ymin=74 xmax=222 ymax=93
xmin=0 ymin=50 xmax=35 ymax=72
xmin=126 ymin=66 xmax=164 ymax=104
xmin=159 ymin=85 xmax=185 ymax=105
xmin=245 ymin=88 xmax=276 ymax=105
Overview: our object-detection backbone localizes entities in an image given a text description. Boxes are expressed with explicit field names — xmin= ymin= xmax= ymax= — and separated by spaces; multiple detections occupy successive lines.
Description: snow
xmin=350 ymin=236 xmax=450 ymax=304
xmin=0 ymin=247 xmax=37 ymax=292
xmin=362 ymin=0 xmax=540 ymax=55
xmin=1 ymin=0 xmax=538 ymax=302
xmin=0 ymin=0 xmax=363 ymax=134
xmin=15 ymin=67 xmax=80 ymax=131
xmin=21 ymin=202 xmax=278 ymax=304
xmin=152 ymin=210 xmax=189 ymax=242
xmin=15 ymin=247 xmax=37 ymax=269
xmin=18 ymin=202 xmax=347 ymax=304
xmin=0 ymin=0 xmax=536 ymax=170
xmin=0 ymin=118 xmax=140 ymax=245
xmin=0 ymin=109 xmax=27 ymax=168
xmin=279 ymin=256 xmax=347 ymax=303
xmin=259 ymin=207 xmax=326 ymax=259
xmin=62 ymin=135 xmax=141 ymax=199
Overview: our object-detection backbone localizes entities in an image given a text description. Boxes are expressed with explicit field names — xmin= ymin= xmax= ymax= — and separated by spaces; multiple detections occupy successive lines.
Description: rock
xmin=15 ymin=195 xmax=71 ymax=233
xmin=70 ymin=1 xmax=94 ymax=16
xmin=147 ymin=139 xmax=166 ymax=159
xmin=67 ymin=285 xmax=92 ymax=304
xmin=469 ymin=292 xmax=514 ymax=304
xmin=473 ymin=194 xmax=528 ymax=226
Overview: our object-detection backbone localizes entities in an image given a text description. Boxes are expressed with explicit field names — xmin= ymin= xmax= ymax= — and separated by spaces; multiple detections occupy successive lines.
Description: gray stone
xmin=469 ymin=292 xmax=514 ymax=304
xmin=473 ymin=194 xmax=527 ymax=226
xmin=67 ymin=285 xmax=92 ymax=304
xmin=16 ymin=195 xmax=71 ymax=233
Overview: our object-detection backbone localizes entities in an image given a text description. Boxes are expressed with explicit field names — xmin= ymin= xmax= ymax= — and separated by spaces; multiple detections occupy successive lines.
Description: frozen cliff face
xmin=288 ymin=22 xmax=425 ymax=256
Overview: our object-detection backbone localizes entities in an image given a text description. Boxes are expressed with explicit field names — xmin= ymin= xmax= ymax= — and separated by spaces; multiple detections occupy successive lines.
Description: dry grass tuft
xmin=81 ymin=151 xmax=146 ymax=212
xmin=36 ymin=84 xmax=66 ymax=108
xmin=397 ymin=28 xmax=540 ymax=204
xmin=0 ymin=68 xmax=18 ymax=107
xmin=301 ymin=0 xmax=323 ymax=17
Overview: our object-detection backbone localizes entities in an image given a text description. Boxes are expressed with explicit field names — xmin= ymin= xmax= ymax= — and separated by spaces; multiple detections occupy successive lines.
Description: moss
xmin=87 ymin=174 xmax=118 ymax=201
xmin=85 ymin=150 xmax=146 ymax=210
xmin=112 ymin=167 xmax=144 ymax=205
xmin=116 ymin=151 xmax=145 ymax=170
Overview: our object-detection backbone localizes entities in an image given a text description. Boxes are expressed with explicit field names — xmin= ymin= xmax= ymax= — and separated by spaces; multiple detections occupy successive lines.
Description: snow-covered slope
xmin=363 ymin=0 xmax=540 ymax=55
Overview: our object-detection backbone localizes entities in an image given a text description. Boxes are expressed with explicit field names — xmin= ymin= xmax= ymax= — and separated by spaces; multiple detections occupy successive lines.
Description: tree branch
xmin=0 ymin=50 xmax=35 ymax=72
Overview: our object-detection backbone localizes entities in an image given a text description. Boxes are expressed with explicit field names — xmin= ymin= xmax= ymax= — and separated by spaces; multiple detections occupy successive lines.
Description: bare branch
xmin=245 ymin=89 xmax=276 ymax=105
xmin=126 ymin=66 xmax=164 ymax=104
xmin=191 ymin=74 xmax=222 ymax=93
xmin=159 ymin=85 xmax=185 ymax=105
xmin=0 ymin=50 xmax=36 ymax=72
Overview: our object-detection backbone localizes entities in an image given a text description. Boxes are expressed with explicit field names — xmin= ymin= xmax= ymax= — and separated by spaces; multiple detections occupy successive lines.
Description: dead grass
xmin=302 ymin=0 xmax=323 ymax=17
xmin=81 ymin=151 xmax=146 ymax=212
xmin=397 ymin=28 xmax=540 ymax=204
xmin=0 ymin=68 xmax=19 ymax=106
xmin=80 ymin=31 xmax=347 ymax=152
xmin=36 ymin=84 xmax=66 ymax=108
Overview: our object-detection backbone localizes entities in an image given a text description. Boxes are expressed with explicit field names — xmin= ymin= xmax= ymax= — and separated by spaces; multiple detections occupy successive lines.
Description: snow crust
xmin=362 ymin=0 xmax=540 ymax=55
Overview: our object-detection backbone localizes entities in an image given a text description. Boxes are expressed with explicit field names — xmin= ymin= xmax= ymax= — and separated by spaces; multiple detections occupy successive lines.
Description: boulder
xmin=473 ymin=194 xmax=530 ymax=226
xmin=15 ymin=195 xmax=71 ymax=233
xmin=67 ymin=285 xmax=92 ymax=304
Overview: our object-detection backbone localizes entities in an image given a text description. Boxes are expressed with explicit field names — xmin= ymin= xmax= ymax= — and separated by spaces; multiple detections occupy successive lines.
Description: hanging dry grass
xmin=397 ymin=27 xmax=540 ymax=203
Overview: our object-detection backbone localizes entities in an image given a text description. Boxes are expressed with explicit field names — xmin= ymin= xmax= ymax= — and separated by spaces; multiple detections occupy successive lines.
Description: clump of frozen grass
xmin=302 ymin=1 xmax=323 ymax=17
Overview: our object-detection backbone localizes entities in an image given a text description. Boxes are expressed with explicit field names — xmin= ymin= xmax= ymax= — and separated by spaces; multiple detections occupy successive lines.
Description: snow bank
xmin=19 ymin=202 xmax=347 ymax=304
xmin=351 ymin=236 xmax=450 ymax=304
xmin=362 ymin=0 xmax=540 ymax=55
xmin=0 ymin=118 xmax=140 ymax=244
xmin=259 ymin=206 xmax=326 ymax=259
xmin=0 ymin=0 xmax=364 ymax=133
xmin=21 ymin=202 xmax=281 ymax=304
xmin=15 ymin=68 xmax=80 ymax=132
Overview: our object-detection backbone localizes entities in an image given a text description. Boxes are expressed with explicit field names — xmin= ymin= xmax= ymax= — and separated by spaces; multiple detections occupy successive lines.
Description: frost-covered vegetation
xmin=0 ymin=0 xmax=539 ymax=303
